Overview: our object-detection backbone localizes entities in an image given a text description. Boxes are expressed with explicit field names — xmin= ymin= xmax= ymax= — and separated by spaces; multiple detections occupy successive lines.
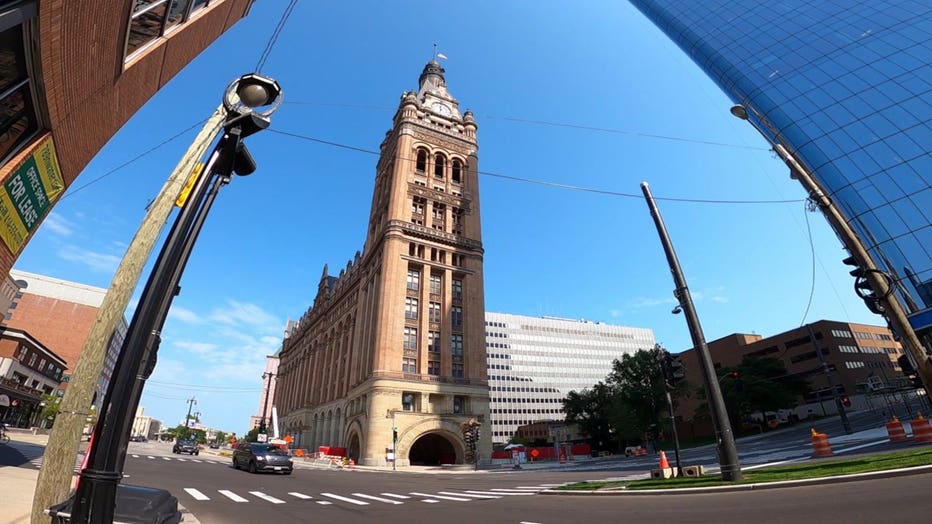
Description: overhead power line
xmin=255 ymin=0 xmax=300 ymax=73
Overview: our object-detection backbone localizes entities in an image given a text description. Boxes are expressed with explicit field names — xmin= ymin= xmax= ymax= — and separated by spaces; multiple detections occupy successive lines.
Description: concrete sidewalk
xmin=1 ymin=430 xmax=49 ymax=524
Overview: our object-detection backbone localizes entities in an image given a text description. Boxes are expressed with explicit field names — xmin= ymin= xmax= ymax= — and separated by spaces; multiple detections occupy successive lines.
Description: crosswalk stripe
xmin=352 ymin=493 xmax=403 ymax=504
xmin=438 ymin=491 xmax=500 ymax=499
xmin=320 ymin=493 xmax=369 ymax=505
xmin=184 ymin=488 xmax=209 ymax=501
xmin=191 ymin=459 xmax=202 ymax=463
xmin=410 ymin=492 xmax=471 ymax=502
xmin=147 ymin=456 xmax=156 ymax=459
xmin=421 ymin=499 xmax=439 ymax=503
xmin=316 ymin=501 xmax=333 ymax=505
xmin=464 ymin=490 xmax=535 ymax=496
xmin=162 ymin=457 xmax=171 ymax=461
xmin=381 ymin=493 xmax=411 ymax=499
xmin=177 ymin=459 xmax=187 ymax=462
xmin=288 ymin=492 xmax=313 ymax=500
xmin=131 ymin=455 xmax=139 ymax=458
xmin=249 ymin=491 xmax=285 ymax=504
xmin=218 ymin=490 xmax=248 ymax=502
xmin=516 ymin=486 xmax=545 ymax=489
xmin=491 ymin=488 xmax=538 ymax=492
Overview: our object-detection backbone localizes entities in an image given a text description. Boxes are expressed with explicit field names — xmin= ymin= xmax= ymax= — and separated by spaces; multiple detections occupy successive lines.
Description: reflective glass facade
xmin=629 ymin=1 xmax=932 ymax=339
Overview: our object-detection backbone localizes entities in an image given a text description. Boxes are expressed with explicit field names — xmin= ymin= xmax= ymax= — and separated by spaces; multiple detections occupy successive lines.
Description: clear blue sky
xmin=14 ymin=1 xmax=881 ymax=435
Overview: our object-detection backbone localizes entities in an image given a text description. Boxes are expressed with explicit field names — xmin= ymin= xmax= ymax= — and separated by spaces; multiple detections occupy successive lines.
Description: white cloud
xmin=57 ymin=245 xmax=121 ymax=273
xmin=41 ymin=213 xmax=75 ymax=236
xmin=208 ymin=300 xmax=282 ymax=333
xmin=168 ymin=306 xmax=203 ymax=325
xmin=174 ymin=340 xmax=218 ymax=355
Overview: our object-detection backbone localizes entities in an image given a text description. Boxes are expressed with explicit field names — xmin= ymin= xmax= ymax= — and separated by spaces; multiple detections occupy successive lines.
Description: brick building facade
xmin=0 ymin=1 xmax=254 ymax=278
xmin=275 ymin=60 xmax=491 ymax=467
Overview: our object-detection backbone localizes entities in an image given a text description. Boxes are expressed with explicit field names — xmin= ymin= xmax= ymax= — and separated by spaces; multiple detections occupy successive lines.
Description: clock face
xmin=432 ymin=102 xmax=451 ymax=116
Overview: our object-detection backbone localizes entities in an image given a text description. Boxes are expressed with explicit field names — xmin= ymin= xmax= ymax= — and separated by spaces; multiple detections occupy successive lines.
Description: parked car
xmin=232 ymin=442 xmax=293 ymax=474
xmin=173 ymin=439 xmax=199 ymax=455
xmin=209 ymin=441 xmax=220 ymax=449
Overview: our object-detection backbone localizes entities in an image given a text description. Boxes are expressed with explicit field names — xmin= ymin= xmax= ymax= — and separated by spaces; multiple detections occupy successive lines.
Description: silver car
xmin=232 ymin=443 xmax=293 ymax=474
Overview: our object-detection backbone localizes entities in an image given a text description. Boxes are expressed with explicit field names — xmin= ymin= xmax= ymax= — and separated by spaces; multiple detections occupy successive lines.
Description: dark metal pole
xmin=641 ymin=181 xmax=742 ymax=482
xmin=665 ymin=390 xmax=683 ymax=477
xmin=260 ymin=372 xmax=274 ymax=433
xmin=804 ymin=324 xmax=852 ymax=434
xmin=185 ymin=397 xmax=196 ymax=434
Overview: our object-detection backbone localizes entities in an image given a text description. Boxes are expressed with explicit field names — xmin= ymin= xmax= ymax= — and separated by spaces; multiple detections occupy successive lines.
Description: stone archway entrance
xmin=408 ymin=432 xmax=457 ymax=466
xmin=347 ymin=433 xmax=361 ymax=462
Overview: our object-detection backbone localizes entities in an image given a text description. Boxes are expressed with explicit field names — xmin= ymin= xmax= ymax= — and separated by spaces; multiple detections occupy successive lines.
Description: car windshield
xmin=179 ymin=440 xmax=196 ymax=445
xmin=251 ymin=444 xmax=288 ymax=455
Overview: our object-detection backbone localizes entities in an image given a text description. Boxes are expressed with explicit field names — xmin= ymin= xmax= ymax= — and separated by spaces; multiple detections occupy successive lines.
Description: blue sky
xmin=14 ymin=1 xmax=883 ymax=434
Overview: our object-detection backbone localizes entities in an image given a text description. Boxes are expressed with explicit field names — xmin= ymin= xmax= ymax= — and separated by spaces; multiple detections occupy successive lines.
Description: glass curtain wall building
xmin=485 ymin=312 xmax=655 ymax=444
xmin=629 ymin=1 xmax=932 ymax=349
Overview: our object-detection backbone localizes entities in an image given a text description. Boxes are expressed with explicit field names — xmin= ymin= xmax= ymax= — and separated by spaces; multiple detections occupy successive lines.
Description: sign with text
xmin=0 ymin=136 xmax=65 ymax=254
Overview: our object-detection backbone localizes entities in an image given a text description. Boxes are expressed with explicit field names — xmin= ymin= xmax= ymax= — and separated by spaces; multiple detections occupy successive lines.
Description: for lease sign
xmin=0 ymin=136 xmax=65 ymax=254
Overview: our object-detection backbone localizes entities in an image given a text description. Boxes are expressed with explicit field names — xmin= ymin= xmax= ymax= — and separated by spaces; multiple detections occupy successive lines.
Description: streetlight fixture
xmin=641 ymin=181 xmax=743 ymax=482
xmin=58 ymin=74 xmax=283 ymax=524
xmin=729 ymin=104 xmax=932 ymax=399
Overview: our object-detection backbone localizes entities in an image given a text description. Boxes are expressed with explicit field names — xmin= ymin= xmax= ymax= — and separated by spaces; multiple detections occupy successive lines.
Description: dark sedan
xmin=232 ymin=443 xmax=293 ymax=474
xmin=172 ymin=439 xmax=199 ymax=455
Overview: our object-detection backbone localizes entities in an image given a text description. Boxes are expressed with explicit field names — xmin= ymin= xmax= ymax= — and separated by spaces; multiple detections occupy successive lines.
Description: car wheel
xmin=248 ymin=461 xmax=257 ymax=474
xmin=194 ymin=451 xmax=199 ymax=456
xmin=232 ymin=457 xmax=239 ymax=469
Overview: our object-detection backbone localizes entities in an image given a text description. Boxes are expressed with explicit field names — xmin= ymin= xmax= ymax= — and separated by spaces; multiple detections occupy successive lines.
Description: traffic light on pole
xmin=667 ymin=356 xmax=685 ymax=387
xmin=730 ymin=371 xmax=740 ymax=379
xmin=392 ymin=427 xmax=398 ymax=443
xmin=841 ymin=396 xmax=851 ymax=408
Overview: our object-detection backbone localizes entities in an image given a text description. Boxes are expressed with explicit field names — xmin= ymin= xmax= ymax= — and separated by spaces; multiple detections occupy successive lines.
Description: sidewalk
xmin=1 ymin=430 xmax=48 ymax=524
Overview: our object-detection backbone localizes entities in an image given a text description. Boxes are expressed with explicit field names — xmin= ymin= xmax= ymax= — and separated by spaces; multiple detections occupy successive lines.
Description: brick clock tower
xmin=276 ymin=59 xmax=490 ymax=467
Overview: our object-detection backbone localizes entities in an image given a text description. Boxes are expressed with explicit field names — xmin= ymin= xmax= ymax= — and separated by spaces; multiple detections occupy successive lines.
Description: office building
xmin=629 ymin=1 xmax=932 ymax=356
xmin=275 ymin=60 xmax=491 ymax=467
xmin=485 ymin=312 xmax=655 ymax=444
xmin=0 ymin=1 xmax=254 ymax=279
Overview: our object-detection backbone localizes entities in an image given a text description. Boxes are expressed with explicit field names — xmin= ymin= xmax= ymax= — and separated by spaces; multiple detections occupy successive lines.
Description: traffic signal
xmin=841 ymin=396 xmax=851 ymax=408
xmin=392 ymin=427 xmax=398 ymax=443
xmin=667 ymin=356 xmax=685 ymax=387
xmin=842 ymin=255 xmax=889 ymax=315
xmin=730 ymin=371 xmax=740 ymax=379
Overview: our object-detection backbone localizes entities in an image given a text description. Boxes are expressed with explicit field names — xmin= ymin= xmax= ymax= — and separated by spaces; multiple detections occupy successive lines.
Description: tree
xmin=244 ymin=427 xmax=262 ymax=443
xmin=39 ymin=394 xmax=62 ymax=428
xmin=563 ymin=382 xmax=617 ymax=451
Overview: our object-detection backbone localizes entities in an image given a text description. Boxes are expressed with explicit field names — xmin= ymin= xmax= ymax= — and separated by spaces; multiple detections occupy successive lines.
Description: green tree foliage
xmin=244 ymin=427 xmax=262 ymax=443
xmin=39 ymin=394 xmax=61 ymax=427
xmin=563 ymin=382 xmax=616 ymax=450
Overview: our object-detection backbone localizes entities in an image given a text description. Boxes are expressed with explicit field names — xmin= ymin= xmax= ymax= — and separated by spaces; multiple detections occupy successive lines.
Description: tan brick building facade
xmin=0 ymin=1 xmax=253 ymax=279
xmin=276 ymin=60 xmax=491 ymax=467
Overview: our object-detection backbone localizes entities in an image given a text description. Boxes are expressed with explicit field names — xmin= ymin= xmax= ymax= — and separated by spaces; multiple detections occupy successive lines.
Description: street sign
xmin=257 ymin=433 xmax=268 ymax=443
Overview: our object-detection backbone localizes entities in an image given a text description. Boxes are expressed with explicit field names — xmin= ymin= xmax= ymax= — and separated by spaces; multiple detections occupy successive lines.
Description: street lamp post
xmin=641 ymin=181 xmax=743 ymax=482
xmin=259 ymin=372 xmax=276 ymax=435
xmin=61 ymin=74 xmax=283 ymax=524
xmin=729 ymin=104 xmax=932 ymax=399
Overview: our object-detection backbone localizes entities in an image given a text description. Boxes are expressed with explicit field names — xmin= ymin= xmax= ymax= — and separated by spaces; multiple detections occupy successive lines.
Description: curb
xmin=541 ymin=463 xmax=932 ymax=496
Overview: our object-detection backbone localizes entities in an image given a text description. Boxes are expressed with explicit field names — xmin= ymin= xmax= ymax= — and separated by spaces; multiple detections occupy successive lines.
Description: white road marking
xmin=184 ymin=488 xmax=209 ymax=501
xmin=421 ymin=499 xmax=439 ymax=503
xmin=500 ymin=487 xmax=542 ymax=491
xmin=352 ymin=493 xmax=404 ymax=504
xmin=491 ymin=488 xmax=538 ymax=492
xmin=320 ymin=493 xmax=369 ymax=505
xmin=381 ymin=493 xmax=411 ymax=499
xmin=516 ymin=486 xmax=546 ymax=489
xmin=249 ymin=491 xmax=286 ymax=504
xmin=147 ymin=456 xmax=156 ymax=459
xmin=410 ymin=492 xmax=472 ymax=501
xmin=288 ymin=492 xmax=313 ymax=499
xmin=162 ymin=457 xmax=171 ymax=461
xmin=316 ymin=501 xmax=333 ymax=505
xmin=177 ymin=458 xmax=187 ymax=462
xmin=438 ymin=491 xmax=500 ymax=499
xmin=218 ymin=490 xmax=248 ymax=502
xmin=465 ymin=490 xmax=535 ymax=496
xmin=191 ymin=459 xmax=202 ymax=463
xmin=131 ymin=455 xmax=139 ymax=458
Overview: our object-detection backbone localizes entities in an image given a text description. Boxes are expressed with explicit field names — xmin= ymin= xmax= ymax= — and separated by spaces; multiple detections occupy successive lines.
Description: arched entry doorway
xmin=408 ymin=433 xmax=456 ymax=466
xmin=347 ymin=432 xmax=361 ymax=462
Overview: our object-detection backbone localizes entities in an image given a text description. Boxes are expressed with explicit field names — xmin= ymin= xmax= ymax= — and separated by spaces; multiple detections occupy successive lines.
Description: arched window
xmin=434 ymin=153 xmax=446 ymax=179
xmin=415 ymin=149 xmax=427 ymax=172
xmin=451 ymin=159 xmax=463 ymax=183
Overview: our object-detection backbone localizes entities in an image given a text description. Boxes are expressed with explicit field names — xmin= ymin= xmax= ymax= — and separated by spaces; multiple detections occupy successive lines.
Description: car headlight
xmin=256 ymin=456 xmax=266 ymax=461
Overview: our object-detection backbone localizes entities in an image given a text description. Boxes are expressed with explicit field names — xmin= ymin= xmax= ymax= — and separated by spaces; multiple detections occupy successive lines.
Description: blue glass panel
xmin=887 ymin=162 xmax=927 ymax=195
xmin=890 ymin=198 xmax=927 ymax=234
xmin=909 ymin=188 xmax=932 ymax=223
xmin=884 ymin=133 xmax=924 ymax=163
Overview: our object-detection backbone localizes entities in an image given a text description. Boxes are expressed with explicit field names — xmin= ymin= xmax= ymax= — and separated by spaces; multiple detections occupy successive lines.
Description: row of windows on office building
xmin=410 ymin=197 xmax=465 ymax=234
xmin=127 ymin=1 xmax=220 ymax=60
xmin=403 ymin=266 xmax=465 ymax=377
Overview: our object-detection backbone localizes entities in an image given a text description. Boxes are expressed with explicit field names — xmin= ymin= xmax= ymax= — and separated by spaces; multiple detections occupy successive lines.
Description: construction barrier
xmin=886 ymin=416 xmax=908 ymax=442
xmin=811 ymin=429 xmax=833 ymax=457
xmin=295 ymin=449 xmax=305 ymax=457
xmin=911 ymin=413 xmax=932 ymax=443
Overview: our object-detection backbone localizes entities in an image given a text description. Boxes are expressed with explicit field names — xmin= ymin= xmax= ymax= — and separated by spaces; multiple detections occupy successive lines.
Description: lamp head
xmin=730 ymin=104 xmax=749 ymax=120
xmin=671 ymin=306 xmax=683 ymax=315
xmin=223 ymin=73 xmax=284 ymax=118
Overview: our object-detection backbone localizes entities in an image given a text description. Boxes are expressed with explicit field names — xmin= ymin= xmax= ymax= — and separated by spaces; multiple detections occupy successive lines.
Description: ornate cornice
xmin=385 ymin=219 xmax=482 ymax=251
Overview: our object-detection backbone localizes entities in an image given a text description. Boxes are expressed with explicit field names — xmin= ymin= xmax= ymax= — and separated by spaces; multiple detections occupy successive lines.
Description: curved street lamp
xmin=64 ymin=74 xmax=283 ymax=524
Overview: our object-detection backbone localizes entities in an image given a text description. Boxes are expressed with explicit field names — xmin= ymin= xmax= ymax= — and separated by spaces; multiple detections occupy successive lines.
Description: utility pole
xmin=259 ymin=372 xmax=275 ymax=434
xmin=185 ymin=397 xmax=197 ymax=435
xmin=31 ymin=107 xmax=226 ymax=524
xmin=642 ymin=181 xmax=743 ymax=482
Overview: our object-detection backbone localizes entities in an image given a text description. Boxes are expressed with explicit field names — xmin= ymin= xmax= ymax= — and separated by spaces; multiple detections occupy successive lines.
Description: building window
xmin=125 ymin=1 xmax=215 ymax=60
xmin=452 ymin=159 xmax=463 ymax=184
xmin=451 ymin=305 xmax=463 ymax=327
xmin=415 ymin=149 xmax=427 ymax=172
xmin=0 ymin=21 xmax=40 ymax=165
xmin=452 ymin=208 xmax=463 ymax=234
xmin=453 ymin=396 xmax=465 ymax=414
xmin=428 ymin=359 xmax=440 ymax=376
xmin=430 ymin=273 xmax=442 ymax=295
xmin=412 ymin=196 xmax=426 ymax=215
xmin=407 ymin=268 xmax=420 ymax=291
xmin=452 ymin=334 xmax=464 ymax=378
xmin=428 ymin=331 xmax=441 ymax=352
xmin=434 ymin=153 xmax=446 ymax=179
xmin=403 ymin=327 xmax=418 ymax=350
xmin=429 ymin=302 xmax=441 ymax=323
xmin=28 ymin=353 xmax=36 ymax=366
xmin=452 ymin=278 xmax=463 ymax=300
xmin=402 ymin=392 xmax=416 ymax=411
xmin=405 ymin=297 xmax=419 ymax=320
xmin=403 ymin=357 xmax=417 ymax=373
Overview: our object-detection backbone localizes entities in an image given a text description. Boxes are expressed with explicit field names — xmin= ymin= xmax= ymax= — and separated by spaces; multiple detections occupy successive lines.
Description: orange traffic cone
xmin=659 ymin=450 xmax=670 ymax=469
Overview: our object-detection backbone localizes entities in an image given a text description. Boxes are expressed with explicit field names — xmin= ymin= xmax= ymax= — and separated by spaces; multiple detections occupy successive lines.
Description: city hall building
xmin=485 ymin=313 xmax=655 ymax=444
xmin=629 ymin=1 xmax=932 ymax=374
xmin=275 ymin=60 xmax=491 ymax=467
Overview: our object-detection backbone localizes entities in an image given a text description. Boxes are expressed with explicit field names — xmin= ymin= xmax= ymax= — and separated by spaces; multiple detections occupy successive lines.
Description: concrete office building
xmin=275 ymin=60 xmax=491 ymax=467
xmin=629 ymin=1 xmax=932 ymax=361
xmin=485 ymin=312 xmax=655 ymax=444
xmin=0 ymin=1 xmax=255 ymax=279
